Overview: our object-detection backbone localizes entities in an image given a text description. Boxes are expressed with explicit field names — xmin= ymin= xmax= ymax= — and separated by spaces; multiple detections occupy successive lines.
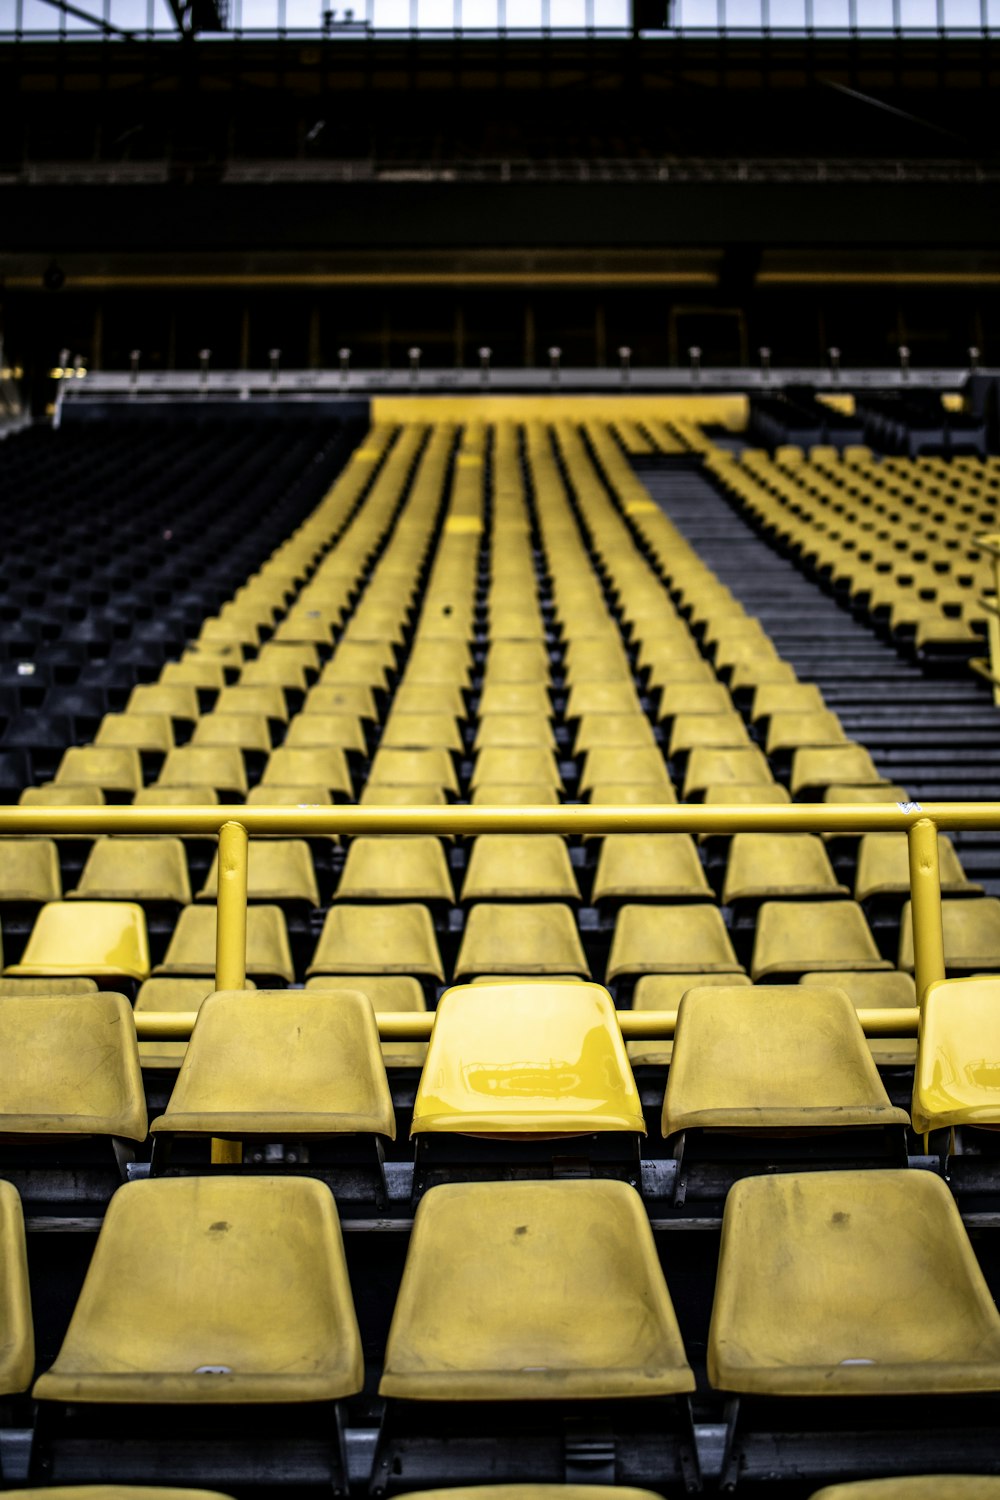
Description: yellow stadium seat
xmin=241 ymin=650 xmax=314 ymax=692
xmin=701 ymin=784 xmax=791 ymax=811
xmin=411 ymin=981 xmax=643 ymax=1138
xmin=0 ymin=990 xmax=146 ymax=1141
xmin=6 ymin=902 xmax=150 ymax=983
xmin=190 ymin=715 xmax=272 ymax=754
xmin=156 ymin=905 xmax=294 ymax=984
xmin=573 ymin=716 xmax=656 ymax=754
xmin=198 ymin=841 xmax=319 ymax=907
xmin=751 ymin=901 xmax=889 ymax=981
xmin=71 ymin=839 xmax=191 ymax=906
xmin=359 ymin=784 xmax=448 ymax=810
xmin=33 ymin=1176 xmax=363 ymax=1404
xmin=471 ymin=784 xmax=561 ymax=806
xmin=126 ymin=684 xmax=200 ymax=724
xmin=336 ymin=838 xmax=454 ymax=904
xmin=0 ymin=977 xmax=97 ymax=996
xmin=284 ymin=715 xmax=368 ymax=755
xmin=157 ymin=747 xmax=247 ymax=799
xmin=727 ymin=658 xmax=798 ymax=696
xmin=94 ymin=714 xmax=175 ymax=754
xmin=564 ymin=682 xmax=641 ymax=719
xmin=461 ymin=836 xmax=579 ymax=902
xmin=382 ymin=715 xmax=464 ymax=753
xmin=305 ymin=974 xmax=428 ymax=1067
xmin=607 ymin=905 xmax=741 ymax=982
xmin=303 ymin=683 xmax=378 ymax=721
xmin=790 ymin=745 xmax=885 ymax=798
xmin=683 ymin=747 xmax=773 ymax=800
xmin=55 ymin=747 xmax=142 ymax=796
xmin=213 ymin=684 xmax=289 ymax=723
xmin=474 ymin=718 xmax=556 ymax=750
xmin=899 ymin=897 xmax=1000 ymax=975
xmin=579 ymin=749 xmax=671 ymax=796
xmin=134 ymin=786 xmax=219 ymax=810
xmin=483 ymin=642 xmax=551 ymax=684
xmin=455 ymin=904 xmax=588 ymax=978
xmin=0 ymin=839 xmax=61 ymax=904
xmin=593 ymin=835 xmax=712 ymax=904
xmin=20 ymin=785 xmax=105 ymax=809
xmin=160 ymin=658 xmax=228 ymax=692
xmin=810 ymin=1482 xmax=1000 ymax=1500
xmin=628 ymin=972 xmax=753 ymax=1066
xmin=707 ymin=1169 xmax=1000 ymax=1395
xmin=765 ymin=711 xmax=848 ymax=757
xmin=750 ymin=682 xmax=827 ymax=725
xmin=308 ymin=904 xmax=444 ymax=981
xmin=657 ymin=683 xmax=734 ymax=723
xmin=472 ymin=748 xmax=561 ymax=790
xmin=586 ymin=782 xmax=678 ymax=810
xmin=369 ymin=749 xmax=459 ymax=796
xmin=722 ymin=834 xmax=847 ymax=904
xmin=0 ymin=1180 xmax=33 ymax=1395
xmin=262 ymin=748 xmax=352 ymax=798
xmin=668 ymin=713 xmax=753 ymax=759
xmin=392 ymin=683 xmax=467 ymax=718
xmin=911 ymin=976 xmax=1000 ymax=1134
xmin=135 ymin=977 xmax=255 ymax=1070
xmin=151 ymin=987 xmax=394 ymax=1143
xmin=855 ymin=833 xmax=979 ymax=903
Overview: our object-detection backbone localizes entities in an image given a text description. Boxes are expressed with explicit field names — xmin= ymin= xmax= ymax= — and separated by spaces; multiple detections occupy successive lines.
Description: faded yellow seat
xmin=472 ymin=748 xmax=561 ymax=790
xmin=750 ymin=682 xmax=827 ymax=725
xmin=0 ymin=991 xmax=146 ymax=1140
xmin=722 ymin=834 xmax=847 ymax=904
xmin=55 ymin=748 xmax=142 ymax=795
xmin=564 ymin=682 xmax=641 ymax=719
xmin=94 ymin=714 xmax=174 ymax=754
xmin=240 ymin=651 xmax=313 ymax=693
xmin=899 ymin=897 xmax=1000 ymax=975
xmin=475 ymin=718 xmax=556 ymax=751
xmin=135 ymin=977 xmax=254 ymax=1070
xmin=0 ymin=839 xmax=61 ymax=903
xmin=911 ymin=975 xmax=1000 ymax=1133
xmin=0 ymin=1180 xmax=33 ymax=1395
xmin=810 ymin=1482 xmax=1000 ymax=1500
xmin=752 ymin=901 xmax=890 ymax=982
xmin=461 ymin=836 xmax=579 ymax=902
xmin=855 ymin=833 xmax=979 ymax=903
xmin=662 ymin=985 xmax=907 ymax=1138
xmin=607 ymin=905 xmax=741 ymax=982
xmin=359 ymin=784 xmax=448 ymax=810
xmin=126 ymin=684 xmax=200 ymax=724
xmin=303 ymin=684 xmax=378 ymax=721
xmin=284 ymin=715 xmax=368 ymax=755
xmin=471 ymin=784 xmax=560 ymax=807
xmin=683 ymin=747 xmax=773 ymax=800
xmin=20 ymin=785 xmax=105 ymax=810
xmin=668 ymin=713 xmax=752 ymax=758
xmin=657 ymin=684 xmax=734 ymax=724
xmin=32 ymin=1176 xmax=363 ymax=1405
xmin=628 ymin=973 xmax=752 ymax=1066
xmin=483 ymin=642 xmax=551 ymax=684
xmin=134 ymin=786 xmax=219 ymax=811
xmin=156 ymin=905 xmax=294 ymax=984
xmin=587 ymin=782 xmax=678 ymax=811
xmin=728 ymin=659 xmax=800 ymax=696
xmin=262 ymin=748 xmax=352 ymax=799
xmin=573 ymin=716 xmax=656 ymax=755
xmin=245 ymin=786 xmax=333 ymax=824
xmin=455 ymin=904 xmax=588 ymax=979
xmin=369 ymin=749 xmax=459 ymax=796
xmin=707 ymin=1169 xmax=1000 ymax=1396
xmin=647 ymin=657 xmax=717 ymax=691
xmin=0 ymin=977 xmax=97 ymax=996
xmin=305 ymin=974 xmax=428 ymax=1067
xmin=6 ymin=902 xmax=150 ymax=982
xmin=308 ymin=904 xmax=444 ymax=981
xmin=160 ymin=657 xmax=227 ymax=691
xmin=382 ymin=716 xmax=464 ymax=753
xmin=392 ymin=684 xmax=467 ymax=719
xmin=824 ymin=784 xmax=911 ymax=808
xmin=70 ymin=838 xmax=191 ymax=906
xmin=158 ymin=747 xmax=247 ymax=798
xmin=190 ymin=715 xmax=272 ymax=754
xmin=790 ymin=745 xmax=885 ymax=799
xmin=199 ymin=842 xmax=319 ymax=907
xmin=579 ymin=749 xmax=671 ymax=796
xmin=381 ymin=1178 xmax=693 ymax=1400
xmin=151 ymin=988 xmax=394 ymax=1141
xmin=701 ymin=784 xmax=791 ymax=816
xmin=213 ymin=685 xmax=289 ymax=723
xmin=412 ymin=982 xmax=643 ymax=1137
xmin=593 ymin=835 xmax=712 ymax=904
xmin=336 ymin=838 xmax=454 ymax=904
xmin=765 ymin=711 xmax=847 ymax=756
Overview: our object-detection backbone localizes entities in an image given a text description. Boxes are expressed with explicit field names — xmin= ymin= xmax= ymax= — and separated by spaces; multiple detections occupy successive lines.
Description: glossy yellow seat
xmin=158 ymin=747 xmax=247 ymax=798
xmin=723 ymin=834 xmax=847 ymax=904
xmin=199 ymin=841 xmax=319 ymax=906
xmin=369 ymin=749 xmax=459 ymax=796
xmin=810 ymin=1479 xmax=1000 ymax=1500
xmin=474 ymin=718 xmax=556 ymax=750
xmin=855 ymin=832 xmax=979 ymax=902
xmin=472 ymin=748 xmax=562 ymax=790
xmin=455 ymin=904 xmax=588 ymax=978
xmin=33 ymin=1176 xmax=363 ymax=1405
xmin=151 ymin=988 xmax=394 ymax=1141
xmin=412 ymin=981 xmax=643 ymax=1137
xmin=0 ymin=839 xmax=61 ymax=903
xmin=336 ymin=838 xmax=454 ymax=904
xmin=126 ymin=684 xmax=200 ymax=724
xmin=305 ymin=974 xmax=428 ymax=1067
xmin=156 ymin=905 xmax=294 ymax=984
xmin=380 ymin=1179 xmax=694 ymax=1400
xmin=593 ymin=835 xmax=712 ymax=904
xmin=708 ymin=1169 xmax=1000 ymax=1396
xmin=0 ymin=1180 xmax=33 ymax=1395
xmin=471 ymin=784 xmax=561 ymax=807
xmin=663 ymin=985 xmax=906 ymax=1138
xmin=790 ymin=745 xmax=885 ymax=798
xmin=628 ymin=973 xmax=752 ymax=1066
xmin=213 ymin=684 xmax=289 ymax=723
xmin=55 ymin=747 xmax=142 ymax=795
xmin=751 ymin=900 xmax=889 ymax=981
xmin=579 ymin=749 xmax=672 ymax=796
xmin=308 ymin=904 xmax=444 ymax=981
xmin=573 ymin=716 xmax=656 ymax=755
xmin=190 ymin=715 xmax=272 ymax=755
xmin=94 ymin=714 xmax=175 ymax=754
xmin=71 ymin=839 xmax=191 ymax=906
xmin=899 ymin=897 xmax=1000 ymax=975
xmin=262 ymin=748 xmax=352 ymax=799
xmin=382 ymin=715 xmax=464 ymax=753
xmin=7 ymin=902 xmax=150 ymax=982
xmin=607 ymin=904 xmax=741 ymax=982
xmin=911 ymin=976 xmax=1000 ymax=1133
xmin=668 ymin=713 xmax=752 ymax=758
xmin=0 ymin=990 xmax=146 ymax=1140
xmin=683 ymin=747 xmax=773 ymax=800
xmin=135 ymin=978 xmax=254 ymax=1070
xmin=461 ymin=836 xmax=579 ymax=902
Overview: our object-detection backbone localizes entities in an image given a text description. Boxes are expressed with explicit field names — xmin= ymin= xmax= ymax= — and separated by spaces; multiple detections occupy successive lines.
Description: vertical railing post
xmin=908 ymin=817 xmax=946 ymax=1005
xmin=213 ymin=820 xmax=248 ymax=1167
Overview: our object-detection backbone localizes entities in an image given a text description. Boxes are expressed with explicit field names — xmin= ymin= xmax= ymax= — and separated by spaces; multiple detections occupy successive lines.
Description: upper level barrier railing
xmin=0 ymin=800 xmax=983 ymax=1040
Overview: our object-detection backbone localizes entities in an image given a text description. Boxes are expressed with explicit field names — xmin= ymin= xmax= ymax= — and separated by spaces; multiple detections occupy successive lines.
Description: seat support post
xmin=214 ymin=819 xmax=248 ymax=1166
xmin=908 ymin=816 xmax=946 ymax=1005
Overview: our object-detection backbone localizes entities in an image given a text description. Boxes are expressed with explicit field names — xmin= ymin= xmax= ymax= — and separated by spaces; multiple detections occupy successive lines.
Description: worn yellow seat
xmin=663 ymin=985 xmax=907 ymax=1138
xmin=455 ymin=904 xmax=588 ymax=978
xmin=382 ymin=715 xmax=464 ymax=753
xmin=752 ymin=900 xmax=889 ymax=981
xmin=593 ymin=835 xmax=712 ymax=903
xmin=765 ymin=710 xmax=847 ymax=757
xmin=156 ymin=905 xmax=294 ymax=984
xmin=336 ymin=838 xmax=454 ymax=904
xmin=303 ymin=683 xmax=378 ymax=721
xmin=158 ymin=747 xmax=247 ymax=798
xmin=135 ymin=977 xmax=254 ymax=1070
xmin=471 ymin=784 xmax=561 ymax=807
xmin=151 ymin=988 xmax=394 ymax=1141
xmin=656 ymin=684 xmax=733 ymax=726
xmin=20 ymin=785 xmax=105 ymax=809
xmin=392 ymin=684 xmax=467 ymax=720
xmin=7 ymin=902 xmax=150 ymax=982
xmin=483 ymin=642 xmax=551 ymax=684
xmin=308 ymin=904 xmax=444 ymax=981
xmin=199 ymin=842 xmax=319 ymax=907
xmin=722 ymin=834 xmax=847 ymax=904
xmin=245 ymin=785 xmax=333 ymax=821
xmin=899 ymin=897 xmax=1000 ymax=975
xmin=412 ymin=981 xmax=643 ymax=1137
xmin=0 ymin=1180 xmax=33 ymax=1395
xmin=628 ymin=973 xmax=752 ymax=1065
xmin=707 ymin=1169 xmax=1000 ymax=1396
xmin=701 ymin=784 xmax=791 ymax=816
xmin=0 ymin=977 xmax=96 ymax=996
xmin=810 ymin=1482 xmax=1000 ymax=1500
xmin=126 ymin=684 xmax=200 ymax=724
xmin=284 ymin=715 xmax=368 ymax=756
xmin=475 ymin=718 xmax=556 ymax=751
xmin=369 ymin=749 xmax=459 ymax=796
xmin=607 ymin=905 xmax=740 ymax=982
xmin=647 ymin=657 xmax=717 ymax=691
xmin=790 ymin=745 xmax=885 ymax=798
xmin=71 ymin=839 xmax=191 ymax=906
xmin=190 ymin=715 xmax=272 ymax=755
xmin=380 ymin=1178 xmax=693 ymax=1400
xmin=262 ymin=748 xmax=352 ymax=798
xmin=241 ymin=653 xmax=311 ymax=693
xmin=855 ymin=833 xmax=979 ymax=903
xmin=579 ymin=749 xmax=671 ymax=796
xmin=461 ymin=836 xmax=579 ymax=902
xmin=160 ymin=656 xmax=227 ymax=691
xmin=33 ymin=1176 xmax=363 ymax=1405
xmin=359 ymin=784 xmax=448 ymax=810
xmin=305 ymin=974 xmax=428 ymax=1067
xmin=586 ymin=783 xmax=678 ymax=813
xmin=0 ymin=839 xmax=61 ymax=903
xmin=727 ymin=658 xmax=799 ymax=696
xmin=0 ymin=990 xmax=146 ymax=1140
xmin=472 ymin=748 xmax=562 ymax=790
xmin=750 ymin=682 xmax=827 ymax=725
xmin=683 ymin=747 xmax=773 ymax=800
xmin=213 ymin=684 xmax=289 ymax=723
xmin=573 ymin=716 xmax=656 ymax=755
xmin=911 ymin=976 xmax=1000 ymax=1133
xmin=668 ymin=713 xmax=752 ymax=759
xmin=134 ymin=786 xmax=219 ymax=810
xmin=564 ymin=682 xmax=641 ymax=719
xmin=94 ymin=714 xmax=175 ymax=754
xmin=55 ymin=747 xmax=142 ymax=795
